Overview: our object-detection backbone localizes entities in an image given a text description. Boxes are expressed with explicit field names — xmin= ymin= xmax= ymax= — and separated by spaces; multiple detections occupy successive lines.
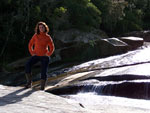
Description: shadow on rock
xmin=0 ymin=88 xmax=34 ymax=106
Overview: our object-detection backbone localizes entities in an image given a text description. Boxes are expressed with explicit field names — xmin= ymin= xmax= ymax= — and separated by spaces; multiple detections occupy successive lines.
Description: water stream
xmin=49 ymin=43 xmax=150 ymax=103
xmin=65 ymin=92 xmax=150 ymax=110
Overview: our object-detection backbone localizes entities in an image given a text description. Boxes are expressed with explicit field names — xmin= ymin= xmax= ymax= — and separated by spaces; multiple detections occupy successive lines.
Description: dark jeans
xmin=25 ymin=56 xmax=50 ymax=80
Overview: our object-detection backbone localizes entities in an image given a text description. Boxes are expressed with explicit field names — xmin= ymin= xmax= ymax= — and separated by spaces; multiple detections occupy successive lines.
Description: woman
xmin=25 ymin=21 xmax=55 ymax=90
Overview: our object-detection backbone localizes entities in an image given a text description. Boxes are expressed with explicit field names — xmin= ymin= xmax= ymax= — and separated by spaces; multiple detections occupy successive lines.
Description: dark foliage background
xmin=0 ymin=0 xmax=150 ymax=66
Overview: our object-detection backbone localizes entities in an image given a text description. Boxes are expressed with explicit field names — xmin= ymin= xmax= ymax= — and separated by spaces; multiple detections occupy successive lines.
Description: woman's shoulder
xmin=46 ymin=33 xmax=50 ymax=37
xmin=46 ymin=34 xmax=52 ymax=39
xmin=33 ymin=33 xmax=38 ymax=37
xmin=31 ymin=33 xmax=39 ymax=40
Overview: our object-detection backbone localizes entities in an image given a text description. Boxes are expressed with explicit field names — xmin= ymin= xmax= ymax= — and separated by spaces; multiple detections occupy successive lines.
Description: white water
xmin=70 ymin=43 xmax=150 ymax=78
xmin=74 ymin=44 xmax=150 ymax=70
xmin=65 ymin=43 xmax=150 ymax=109
xmin=67 ymin=92 xmax=150 ymax=110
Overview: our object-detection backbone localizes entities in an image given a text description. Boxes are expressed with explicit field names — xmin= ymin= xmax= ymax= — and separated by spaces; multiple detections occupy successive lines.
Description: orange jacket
xmin=28 ymin=32 xmax=55 ymax=56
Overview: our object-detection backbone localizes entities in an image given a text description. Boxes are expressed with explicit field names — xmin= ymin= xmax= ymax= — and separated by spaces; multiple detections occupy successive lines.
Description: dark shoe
xmin=40 ymin=79 xmax=46 ymax=90
xmin=25 ymin=82 xmax=32 ymax=88
xmin=25 ymin=73 xmax=32 ymax=88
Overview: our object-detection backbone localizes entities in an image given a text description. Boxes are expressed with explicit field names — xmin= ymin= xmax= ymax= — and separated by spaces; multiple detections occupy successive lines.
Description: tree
xmin=62 ymin=0 xmax=102 ymax=31
xmin=92 ymin=0 xmax=126 ymax=35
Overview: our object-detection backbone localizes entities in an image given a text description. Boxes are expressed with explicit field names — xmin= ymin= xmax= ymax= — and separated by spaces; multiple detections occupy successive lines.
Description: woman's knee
xmin=41 ymin=74 xmax=47 ymax=80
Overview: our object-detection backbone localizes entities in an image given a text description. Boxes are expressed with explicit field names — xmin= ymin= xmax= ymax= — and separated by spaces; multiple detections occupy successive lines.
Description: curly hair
xmin=35 ymin=21 xmax=49 ymax=34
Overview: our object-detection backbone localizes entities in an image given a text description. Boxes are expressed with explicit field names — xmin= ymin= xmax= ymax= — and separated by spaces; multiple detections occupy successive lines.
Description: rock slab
xmin=0 ymin=85 xmax=94 ymax=113
xmin=1 ymin=85 xmax=150 ymax=113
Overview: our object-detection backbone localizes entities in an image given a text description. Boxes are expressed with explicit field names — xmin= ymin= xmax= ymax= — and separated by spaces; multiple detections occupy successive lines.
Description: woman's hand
xmin=45 ymin=53 xmax=49 ymax=57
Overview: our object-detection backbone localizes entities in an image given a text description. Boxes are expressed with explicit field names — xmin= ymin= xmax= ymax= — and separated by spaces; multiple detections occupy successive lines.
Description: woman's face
xmin=39 ymin=24 xmax=45 ymax=33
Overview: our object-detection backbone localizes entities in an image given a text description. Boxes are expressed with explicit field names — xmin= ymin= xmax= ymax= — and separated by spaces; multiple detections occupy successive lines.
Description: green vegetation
xmin=0 ymin=0 xmax=150 ymax=65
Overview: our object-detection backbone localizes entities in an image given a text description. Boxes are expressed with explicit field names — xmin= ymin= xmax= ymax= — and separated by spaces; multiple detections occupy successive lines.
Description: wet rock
xmin=100 ymin=38 xmax=129 ymax=56
xmin=47 ymin=76 xmax=150 ymax=99
xmin=123 ymin=30 xmax=150 ymax=42
xmin=100 ymin=81 xmax=150 ymax=99
xmin=119 ymin=36 xmax=144 ymax=49
xmin=46 ymin=43 xmax=150 ymax=100
xmin=67 ymin=92 xmax=150 ymax=113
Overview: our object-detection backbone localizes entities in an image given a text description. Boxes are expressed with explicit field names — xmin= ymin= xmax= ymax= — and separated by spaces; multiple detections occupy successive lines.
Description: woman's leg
xmin=25 ymin=56 xmax=39 ymax=74
xmin=40 ymin=56 xmax=50 ymax=80
xmin=25 ymin=56 xmax=39 ymax=88
xmin=40 ymin=56 xmax=50 ymax=90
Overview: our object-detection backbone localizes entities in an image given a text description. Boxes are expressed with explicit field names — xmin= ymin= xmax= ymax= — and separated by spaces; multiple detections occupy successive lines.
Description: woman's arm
xmin=46 ymin=36 xmax=55 ymax=56
xmin=28 ymin=34 xmax=36 ymax=56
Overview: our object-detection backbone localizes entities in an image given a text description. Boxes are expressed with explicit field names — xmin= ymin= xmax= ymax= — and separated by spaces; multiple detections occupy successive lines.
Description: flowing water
xmin=65 ymin=92 xmax=150 ymax=110
xmin=54 ymin=43 xmax=150 ymax=105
